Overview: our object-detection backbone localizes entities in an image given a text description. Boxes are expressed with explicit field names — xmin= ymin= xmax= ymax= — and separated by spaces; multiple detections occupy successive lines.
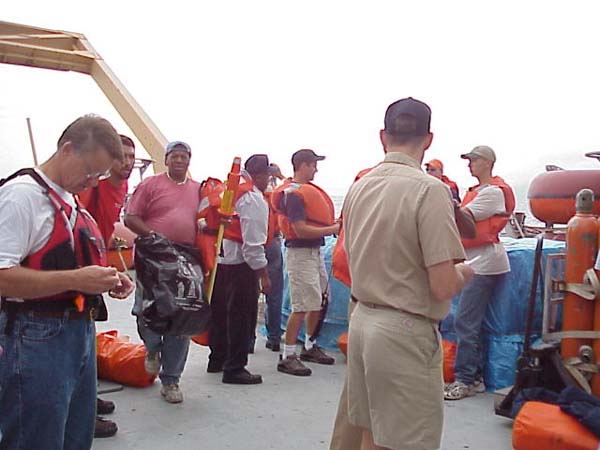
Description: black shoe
xmin=265 ymin=340 xmax=281 ymax=352
xmin=94 ymin=416 xmax=118 ymax=438
xmin=96 ymin=397 xmax=115 ymax=415
xmin=207 ymin=360 xmax=224 ymax=373
xmin=222 ymin=369 xmax=263 ymax=385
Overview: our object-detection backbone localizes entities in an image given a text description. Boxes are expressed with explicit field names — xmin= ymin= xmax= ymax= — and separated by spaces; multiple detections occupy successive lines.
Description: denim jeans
xmin=454 ymin=273 xmax=507 ymax=385
xmin=133 ymin=279 xmax=191 ymax=386
xmin=0 ymin=311 xmax=96 ymax=450
xmin=264 ymin=237 xmax=284 ymax=344
xmin=136 ymin=317 xmax=190 ymax=386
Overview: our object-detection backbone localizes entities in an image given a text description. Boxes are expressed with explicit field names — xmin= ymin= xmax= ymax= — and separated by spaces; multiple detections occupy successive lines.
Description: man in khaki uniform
xmin=338 ymin=97 xmax=474 ymax=450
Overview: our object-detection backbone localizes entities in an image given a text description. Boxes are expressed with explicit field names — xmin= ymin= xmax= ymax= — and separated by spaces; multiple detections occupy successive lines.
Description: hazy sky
xmin=2 ymin=1 xmax=600 ymax=210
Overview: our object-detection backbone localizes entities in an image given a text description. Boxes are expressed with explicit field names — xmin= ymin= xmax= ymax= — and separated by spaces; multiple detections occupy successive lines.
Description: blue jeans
xmin=264 ymin=237 xmax=284 ymax=344
xmin=454 ymin=273 xmax=506 ymax=385
xmin=0 ymin=311 xmax=96 ymax=450
xmin=136 ymin=317 xmax=190 ymax=386
xmin=133 ymin=280 xmax=191 ymax=386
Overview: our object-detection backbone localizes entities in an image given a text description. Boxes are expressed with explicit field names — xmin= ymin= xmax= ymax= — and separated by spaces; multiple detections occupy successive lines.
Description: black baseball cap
xmin=291 ymin=149 xmax=325 ymax=167
xmin=384 ymin=97 xmax=431 ymax=137
xmin=245 ymin=154 xmax=279 ymax=176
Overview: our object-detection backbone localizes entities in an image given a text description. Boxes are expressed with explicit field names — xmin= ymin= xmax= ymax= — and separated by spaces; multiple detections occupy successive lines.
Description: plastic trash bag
xmin=134 ymin=233 xmax=210 ymax=336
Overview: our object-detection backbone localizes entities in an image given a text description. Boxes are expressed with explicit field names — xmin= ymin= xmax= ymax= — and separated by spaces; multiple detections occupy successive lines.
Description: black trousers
xmin=209 ymin=262 xmax=259 ymax=373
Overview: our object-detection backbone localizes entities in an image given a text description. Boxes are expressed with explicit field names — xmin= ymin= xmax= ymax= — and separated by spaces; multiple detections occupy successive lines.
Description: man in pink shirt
xmin=124 ymin=141 xmax=201 ymax=403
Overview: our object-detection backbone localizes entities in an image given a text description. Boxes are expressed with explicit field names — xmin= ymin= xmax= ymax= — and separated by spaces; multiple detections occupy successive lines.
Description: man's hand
xmin=455 ymin=262 xmax=475 ymax=285
xmin=109 ymin=272 xmax=135 ymax=299
xmin=75 ymin=266 xmax=120 ymax=294
xmin=259 ymin=270 xmax=272 ymax=295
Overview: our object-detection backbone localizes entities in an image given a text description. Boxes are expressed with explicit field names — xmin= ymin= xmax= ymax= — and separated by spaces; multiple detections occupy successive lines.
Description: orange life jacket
xmin=195 ymin=176 xmax=274 ymax=275
xmin=271 ymin=179 xmax=335 ymax=241
xmin=460 ymin=176 xmax=515 ymax=249
xmin=331 ymin=167 xmax=373 ymax=287
xmin=441 ymin=175 xmax=460 ymax=201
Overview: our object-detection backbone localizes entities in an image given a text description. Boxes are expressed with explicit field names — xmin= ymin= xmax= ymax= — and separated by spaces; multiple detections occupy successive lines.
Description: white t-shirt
xmin=464 ymin=184 xmax=510 ymax=275
xmin=0 ymin=168 xmax=76 ymax=270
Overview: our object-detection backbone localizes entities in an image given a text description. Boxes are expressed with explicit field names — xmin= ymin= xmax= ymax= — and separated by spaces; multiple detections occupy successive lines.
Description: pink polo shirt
xmin=126 ymin=173 xmax=200 ymax=245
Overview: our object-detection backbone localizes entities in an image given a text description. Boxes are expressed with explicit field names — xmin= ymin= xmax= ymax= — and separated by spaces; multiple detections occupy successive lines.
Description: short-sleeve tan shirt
xmin=343 ymin=152 xmax=466 ymax=321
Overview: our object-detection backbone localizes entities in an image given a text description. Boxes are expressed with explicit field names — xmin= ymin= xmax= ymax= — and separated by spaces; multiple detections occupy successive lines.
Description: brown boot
xmin=94 ymin=416 xmax=118 ymax=438
xmin=300 ymin=345 xmax=335 ymax=365
xmin=277 ymin=354 xmax=312 ymax=376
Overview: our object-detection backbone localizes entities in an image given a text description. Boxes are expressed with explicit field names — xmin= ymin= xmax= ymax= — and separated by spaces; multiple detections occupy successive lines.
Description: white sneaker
xmin=444 ymin=381 xmax=477 ymax=400
xmin=160 ymin=383 xmax=183 ymax=403
xmin=144 ymin=352 xmax=161 ymax=375
xmin=473 ymin=377 xmax=486 ymax=393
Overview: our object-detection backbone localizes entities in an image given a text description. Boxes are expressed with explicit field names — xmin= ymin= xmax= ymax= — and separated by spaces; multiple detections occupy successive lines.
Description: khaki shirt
xmin=343 ymin=152 xmax=466 ymax=321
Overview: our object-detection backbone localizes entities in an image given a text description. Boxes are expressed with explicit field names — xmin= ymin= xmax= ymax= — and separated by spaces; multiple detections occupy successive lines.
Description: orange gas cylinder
xmin=528 ymin=170 xmax=600 ymax=224
xmin=591 ymin=220 xmax=600 ymax=395
xmin=561 ymin=189 xmax=598 ymax=359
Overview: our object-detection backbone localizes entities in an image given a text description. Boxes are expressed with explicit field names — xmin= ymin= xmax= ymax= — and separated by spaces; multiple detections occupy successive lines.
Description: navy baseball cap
xmin=291 ymin=149 xmax=325 ymax=167
xmin=384 ymin=97 xmax=431 ymax=137
xmin=245 ymin=154 xmax=279 ymax=176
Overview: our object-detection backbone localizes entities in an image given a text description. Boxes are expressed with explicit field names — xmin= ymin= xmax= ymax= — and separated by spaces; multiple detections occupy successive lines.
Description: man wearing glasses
xmin=0 ymin=115 xmax=134 ymax=450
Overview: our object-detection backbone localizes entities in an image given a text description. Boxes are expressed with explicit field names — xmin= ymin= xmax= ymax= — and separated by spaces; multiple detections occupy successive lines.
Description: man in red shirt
xmin=79 ymin=134 xmax=135 ymax=438
xmin=79 ymin=134 xmax=136 ymax=244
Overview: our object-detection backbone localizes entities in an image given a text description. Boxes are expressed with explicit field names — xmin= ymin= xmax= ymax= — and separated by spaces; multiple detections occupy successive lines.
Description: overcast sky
xmin=2 ymin=1 xmax=600 ymax=213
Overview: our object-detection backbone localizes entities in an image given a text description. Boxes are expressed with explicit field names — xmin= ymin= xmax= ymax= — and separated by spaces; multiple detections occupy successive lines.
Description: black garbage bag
xmin=134 ymin=233 xmax=210 ymax=336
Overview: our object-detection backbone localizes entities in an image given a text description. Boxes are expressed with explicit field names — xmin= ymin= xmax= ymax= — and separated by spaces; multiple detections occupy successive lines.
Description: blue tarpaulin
xmin=269 ymin=236 xmax=565 ymax=391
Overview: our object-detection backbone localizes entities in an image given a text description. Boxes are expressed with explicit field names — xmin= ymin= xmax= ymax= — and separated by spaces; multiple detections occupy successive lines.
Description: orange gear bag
xmin=96 ymin=330 xmax=157 ymax=388
xmin=513 ymin=401 xmax=599 ymax=450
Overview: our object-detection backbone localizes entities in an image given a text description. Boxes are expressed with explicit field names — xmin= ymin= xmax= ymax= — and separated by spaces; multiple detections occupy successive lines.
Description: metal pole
xmin=26 ymin=117 xmax=39 ymax=166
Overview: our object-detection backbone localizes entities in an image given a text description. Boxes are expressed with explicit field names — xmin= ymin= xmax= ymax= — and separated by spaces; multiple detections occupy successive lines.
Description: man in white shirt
xmin=444 ymin=145 xmax=515 ymax=400
xmin=207 ymin=154 xmax=275 ymax=384
xmin=0 ymin=115 xmax=133 ymax=450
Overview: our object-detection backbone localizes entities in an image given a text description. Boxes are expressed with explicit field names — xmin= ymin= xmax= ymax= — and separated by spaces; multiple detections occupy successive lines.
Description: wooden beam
xmin=0 ymin=20 xmax=167 ymax=173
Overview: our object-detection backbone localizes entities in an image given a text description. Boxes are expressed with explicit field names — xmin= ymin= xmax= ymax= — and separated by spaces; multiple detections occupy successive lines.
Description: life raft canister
xmin=528 ymin=170 xmax=600 ymax=225
xmin=460 ymin=176 xmax=515 ymax=249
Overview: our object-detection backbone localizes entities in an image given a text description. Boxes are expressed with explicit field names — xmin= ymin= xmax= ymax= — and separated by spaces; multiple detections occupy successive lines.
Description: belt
xmin=352 ymin=294 xmax=437 ymax=323
xmin=1 ymin=300 xmax=96 ymax=321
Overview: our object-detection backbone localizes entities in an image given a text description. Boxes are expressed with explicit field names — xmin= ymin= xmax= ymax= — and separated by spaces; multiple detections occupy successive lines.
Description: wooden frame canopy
xmin=0 ymin=20 xmax=167 ymax=172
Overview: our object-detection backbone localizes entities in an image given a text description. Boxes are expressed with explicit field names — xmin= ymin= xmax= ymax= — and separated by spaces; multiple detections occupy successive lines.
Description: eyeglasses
xmin=86 ymin=169 xmax=112 ymax=181
xmin=79 ymin=153 xmax=111 ymax=181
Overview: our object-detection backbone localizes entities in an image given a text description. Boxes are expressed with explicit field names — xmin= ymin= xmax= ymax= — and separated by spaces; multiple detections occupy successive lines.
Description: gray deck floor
xmin=92 ymin=292 xmax=513 ymax=450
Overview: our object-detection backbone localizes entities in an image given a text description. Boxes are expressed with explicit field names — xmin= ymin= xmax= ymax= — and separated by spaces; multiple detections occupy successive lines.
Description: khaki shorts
xmin=285 ymin=247 xmax=327 ymax=312
xmin=347 ymin=303 xmax=443 ymax=450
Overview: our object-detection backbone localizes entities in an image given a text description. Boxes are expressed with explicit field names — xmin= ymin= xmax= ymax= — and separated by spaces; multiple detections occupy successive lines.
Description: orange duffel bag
xmin=513 ymin=401 xmax=600 ymax=450
xmin=191 ymin=330 xmax=210 ymax=347
xmin=337 ymin=332 xmax=348 ymax=357
xmin=96 ymin=330 xmax=157 ymax=388
xmin=442 ymin=339 xmax=456 ymax=383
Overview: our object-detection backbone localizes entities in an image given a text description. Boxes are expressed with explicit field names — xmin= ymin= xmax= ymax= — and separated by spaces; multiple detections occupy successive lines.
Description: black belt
xmin=1 ymin=298 xmax=96 ymax=321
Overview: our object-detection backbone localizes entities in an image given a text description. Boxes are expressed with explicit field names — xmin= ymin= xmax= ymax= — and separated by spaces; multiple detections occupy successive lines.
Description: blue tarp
xmin=269 ymin=236 xmax=566 ymax=391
